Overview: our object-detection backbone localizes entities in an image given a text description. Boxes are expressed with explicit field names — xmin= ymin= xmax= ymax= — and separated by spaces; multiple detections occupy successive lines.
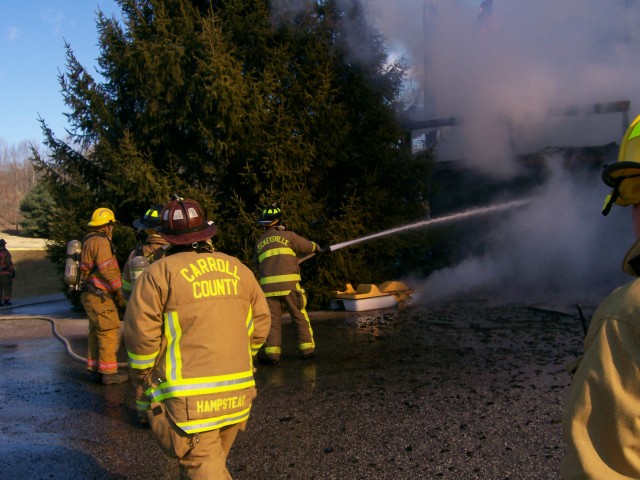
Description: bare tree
xmin=0 ymin=140 xmax=40 ymax=232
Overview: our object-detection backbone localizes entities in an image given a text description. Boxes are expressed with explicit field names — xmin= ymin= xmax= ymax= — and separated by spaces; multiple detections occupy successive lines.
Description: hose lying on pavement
xmin=0 ymin=315 xmax=128 ymax=367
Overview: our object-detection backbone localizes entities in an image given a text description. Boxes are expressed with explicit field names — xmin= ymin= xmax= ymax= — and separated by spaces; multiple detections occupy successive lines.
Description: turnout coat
xmin=561 ymin=240 xmax=640 ymax=479
xmin=124 ymin=249 xmax=271 ymax=434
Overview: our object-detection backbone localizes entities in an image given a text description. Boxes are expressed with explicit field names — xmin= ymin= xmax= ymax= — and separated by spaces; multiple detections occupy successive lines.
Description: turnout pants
xmin=0 ymin=273 xmax=12 ymax=303
xmin=148 ymin=402 xmax=242 ymax=479
xmin=81 ymin=290 xmax=121 ymax=374
xmin=265 ymin=284 xmax=315 ymax=359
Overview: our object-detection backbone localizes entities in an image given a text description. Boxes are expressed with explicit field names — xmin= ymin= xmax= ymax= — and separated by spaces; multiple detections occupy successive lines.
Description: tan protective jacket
xmin=254 ymin=226 xmax=319 ymax=297
xmin=561 ymin=240 xmax=640 ymax=479
xmin=80 ymin=231 xmax=122 ymax=294
xmin=124 ymin=249 xmax=271 ymax=435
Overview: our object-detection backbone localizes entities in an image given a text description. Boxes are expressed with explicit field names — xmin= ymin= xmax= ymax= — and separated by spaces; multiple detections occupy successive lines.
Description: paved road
xmin=0 ymin=297 xmax=585 ymax=479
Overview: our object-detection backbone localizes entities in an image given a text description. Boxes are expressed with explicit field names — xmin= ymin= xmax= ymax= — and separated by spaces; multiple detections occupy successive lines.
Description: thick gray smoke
xmin=364 ymin=1 xmax=640 ymax=305
xmin=407 ymin=161 xmax=633 ymax=305
xmin=369 ymin=0 xmax=640 ymax=176
xmin=272 ymin=1 xmax=639 ymax=305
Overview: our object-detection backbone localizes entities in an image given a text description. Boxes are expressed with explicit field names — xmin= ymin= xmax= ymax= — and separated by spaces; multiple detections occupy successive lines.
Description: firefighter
xmin=122 ymin=204 xmax=170 ymax=425
xmin=254 ymin=204 xmax=328 ymax=364
xmin=80 ymin=207 xmax=129 ymax=385
xmin=0 ymin=239 xmax=15 ymax=306
xmin=122 ymin=204 xmax=169 ymax=302
xmin=124 ymin=196 xmax=270 ymax=479
xmin=561 ymin=114 xmax=640 ymax=478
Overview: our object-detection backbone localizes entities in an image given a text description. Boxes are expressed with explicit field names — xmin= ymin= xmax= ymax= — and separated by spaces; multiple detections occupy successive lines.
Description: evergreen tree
xmin=19 ymin=180 xmax=56 ymax=238
xmin=32 ymin=0 xmax=433 ymax=305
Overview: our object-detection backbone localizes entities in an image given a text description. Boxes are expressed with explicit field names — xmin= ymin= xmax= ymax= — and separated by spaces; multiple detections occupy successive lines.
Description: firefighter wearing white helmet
xmin=561 ymin=115 xmax=640 ymax=478
xmin=254 ymin=203 xmax=328 ymax=364
xmin=80 ymin=207 xmax=129 ymax=385
xmin=124 ymin=196 xmax=270 ymax=478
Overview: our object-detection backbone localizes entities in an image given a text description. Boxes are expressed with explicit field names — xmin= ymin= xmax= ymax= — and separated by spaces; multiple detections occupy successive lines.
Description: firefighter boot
xmin=102 ymin=372 xmax=129 ymax=385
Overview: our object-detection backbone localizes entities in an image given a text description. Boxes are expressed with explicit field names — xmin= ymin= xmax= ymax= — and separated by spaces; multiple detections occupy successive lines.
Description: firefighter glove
xmin=115 ymin=291 xmax=127 ymax=310
xmin=318 ymin=244 xmax=331 ymax=254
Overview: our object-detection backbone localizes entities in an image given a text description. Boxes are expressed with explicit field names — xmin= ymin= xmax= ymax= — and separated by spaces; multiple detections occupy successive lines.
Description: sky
xmin=1 ymin=0 xmax=119 ymax=147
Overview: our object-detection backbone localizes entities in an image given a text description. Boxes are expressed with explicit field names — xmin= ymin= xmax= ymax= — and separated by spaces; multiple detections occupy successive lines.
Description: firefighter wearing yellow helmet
xmin=561 ymin=115 xmax=640 ymax=478
xmin=124 ymin=196 xmax=270 ymax=478
xmin=80 ymin=207 xmax=129 ymax=385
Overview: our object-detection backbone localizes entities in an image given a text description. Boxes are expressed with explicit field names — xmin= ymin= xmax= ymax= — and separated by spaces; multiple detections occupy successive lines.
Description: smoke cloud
xmin=363 ymin=0 xmax=640 ymax=305
xmin=407 ymin=160 xmax=633 ymax=305
xmin=369 ymin=0 xmax=640 ymax=175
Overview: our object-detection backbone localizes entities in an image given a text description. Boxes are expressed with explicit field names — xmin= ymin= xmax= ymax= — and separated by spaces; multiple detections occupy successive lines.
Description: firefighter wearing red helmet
xmin=124 ymin=196 xmax=270 ymax=479
xmin=254 ymin=203 xmax=327 ymax=364
xmin=80 ymin=207 xmax=129 ymax=384
xmin=561 ymin=115 xmax=640 ymax=478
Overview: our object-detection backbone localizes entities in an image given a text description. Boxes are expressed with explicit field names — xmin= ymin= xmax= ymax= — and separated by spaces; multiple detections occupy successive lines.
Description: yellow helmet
xmin=602 ymin=115 xmax=640 ymax=215
xmin=87 ymin=207 xmax=117 ymax=227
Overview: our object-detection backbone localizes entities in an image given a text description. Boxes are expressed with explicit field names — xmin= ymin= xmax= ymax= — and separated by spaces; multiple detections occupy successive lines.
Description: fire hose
xmin=0 ymin=314 xmax=128 ymax=367
xmin=299 ymin=198 xmax=531 ymax=264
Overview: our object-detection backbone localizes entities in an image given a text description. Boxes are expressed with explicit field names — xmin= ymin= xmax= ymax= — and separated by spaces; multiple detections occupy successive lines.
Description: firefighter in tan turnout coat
xmin=561 ymin=114 xmax=640 ymax=478
xmin=124 ymin=197 xmax=270 ymax=479
xmin=254 ymin=204 xmax=327 ymax=364
xmin=80 ymin=207 xmax=128 ymax=385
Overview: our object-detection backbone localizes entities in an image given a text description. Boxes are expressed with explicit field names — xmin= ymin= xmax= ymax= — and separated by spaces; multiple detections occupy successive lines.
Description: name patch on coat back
xmin=196 ymin=395 xmax=246 ymax=413
xmin=257 ymin=235 xmax=289 ymax=252
xmin=180 ymin=258 xmax=241 ymax=299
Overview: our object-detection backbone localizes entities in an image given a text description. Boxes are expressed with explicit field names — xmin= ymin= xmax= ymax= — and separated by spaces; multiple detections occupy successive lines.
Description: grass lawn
xmin=10 ymin=250 xmax=63 ymax=299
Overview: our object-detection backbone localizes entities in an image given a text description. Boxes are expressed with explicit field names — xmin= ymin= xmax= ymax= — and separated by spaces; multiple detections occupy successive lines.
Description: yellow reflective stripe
xmin=136 ymin=399 xmax=150 ymax=411
xmin=258 ymin=247 xmax=295 ymax=263
xmin=176 ymin=406 xmax=252 ymax=434
xmin=128 ymin=350 xmax=159 ymax=370
xmin=246 ymin=305 xmax=254 ymax=336
xmin=165 ymin=311 xmax=183 ymax=381
xmin=146 ymin=371 xmax=256 ymax=402
xmin=122 ymin=279 xmax=132 ymax=293
xmin=299 ymin=341 xmax=314 ymax=351
xmin=265 ymin=290 xmax=291 ymax=297
xmin=246 ymin=305 xmax=258 ymax=356
xmin=265 ymin=346 xmax=281 ymax=355
xmin=260 ymin=273 xmax=300 ymax=285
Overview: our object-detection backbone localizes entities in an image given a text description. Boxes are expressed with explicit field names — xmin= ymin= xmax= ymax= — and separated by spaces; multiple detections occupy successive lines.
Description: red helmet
xmin=158 ymin=196 xmax=217 ymax=245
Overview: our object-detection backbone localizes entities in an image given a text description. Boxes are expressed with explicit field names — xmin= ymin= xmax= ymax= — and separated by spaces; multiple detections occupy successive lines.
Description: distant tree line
xmin=0 ymin=140 xmax=50 ymax=234
xmin=31 ymin=0 xmax=435 ymax=305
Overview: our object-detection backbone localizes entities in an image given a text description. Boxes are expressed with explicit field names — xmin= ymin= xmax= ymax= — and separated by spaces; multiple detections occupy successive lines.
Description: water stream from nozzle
xmin=329 ymin=198 xmax=531 ymax=252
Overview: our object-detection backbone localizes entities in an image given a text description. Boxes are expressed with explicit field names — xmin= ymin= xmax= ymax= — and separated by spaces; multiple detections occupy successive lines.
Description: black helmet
xmin=133 ymin=204 xmax=164 ymax=230
xmin=258 ymin=204 xmax=282 ymax=227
